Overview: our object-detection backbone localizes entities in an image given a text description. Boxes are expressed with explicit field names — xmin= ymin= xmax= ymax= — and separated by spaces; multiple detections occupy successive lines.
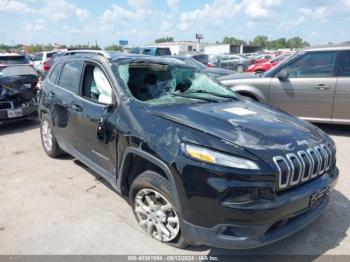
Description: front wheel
xmin=40 ymin=114 xmax=64 ymax=158
xmin=130 ymin=171 xmax=188 ymax=248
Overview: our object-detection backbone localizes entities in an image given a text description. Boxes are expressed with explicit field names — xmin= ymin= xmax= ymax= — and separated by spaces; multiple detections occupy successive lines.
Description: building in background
xmin=145 ymin=41 xmax=205 ymax=55
xmin=204 ymin=44 xmax=262 ymax=55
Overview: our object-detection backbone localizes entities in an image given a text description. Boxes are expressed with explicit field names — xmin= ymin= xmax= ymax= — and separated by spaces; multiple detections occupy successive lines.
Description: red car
xmin=253 ymin=54 xmax=274 ymax=64
xmin=246 ymin=54 xmax=291 ymax=73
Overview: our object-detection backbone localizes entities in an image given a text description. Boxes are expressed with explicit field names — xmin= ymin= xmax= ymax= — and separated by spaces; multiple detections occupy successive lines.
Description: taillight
xmin=43 ymin=61 xmax=51 ymax=72
xmin=208 ymin=63 xmax=215 ymax=68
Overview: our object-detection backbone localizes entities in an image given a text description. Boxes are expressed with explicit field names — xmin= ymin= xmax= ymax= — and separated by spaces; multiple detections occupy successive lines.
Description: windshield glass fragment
xmin=113 ymin=60 xmax=236 ymax=105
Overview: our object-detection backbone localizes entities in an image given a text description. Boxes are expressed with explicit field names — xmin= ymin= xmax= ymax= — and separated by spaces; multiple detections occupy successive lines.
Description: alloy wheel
xmin=134 ymin=188 xmax=180 ymax=242
xmin=41 ymin=120 xmax=53 ymax=152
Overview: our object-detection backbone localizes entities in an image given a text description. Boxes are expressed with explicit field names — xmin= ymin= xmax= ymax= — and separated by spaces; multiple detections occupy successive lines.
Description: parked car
xmin=39 ymin=50 xmax=338 ymax=249
xmin=254 ymin=54 xmax=274 ymax=64
xmin=208 ymin=54 xmax=255 ymax=73
xmin=0 ymin=65 xmax=39 ymax=124
xmin=219 ymin=45 xmax=350 ymax=125
xmin=165 ymin=55 xmax=235 ymax=78
xmin=246 ymin=53 xmax=291 ymax=74
xmin=140 ymin=47 xmax=171 ymax=56
xmin=0 ymin=53 xmax=32 ymax=68
xmin=31 ymin=51 xmax=61 ymax=75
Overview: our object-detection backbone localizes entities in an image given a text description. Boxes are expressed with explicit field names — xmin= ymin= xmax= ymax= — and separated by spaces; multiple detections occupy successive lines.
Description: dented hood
xmin=149 ymin=100 xmax=330 ymax=161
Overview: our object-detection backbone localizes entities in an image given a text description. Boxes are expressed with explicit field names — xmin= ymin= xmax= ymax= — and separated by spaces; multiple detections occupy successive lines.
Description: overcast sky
xmin=0 ymin=0 xmax=349 ymax=47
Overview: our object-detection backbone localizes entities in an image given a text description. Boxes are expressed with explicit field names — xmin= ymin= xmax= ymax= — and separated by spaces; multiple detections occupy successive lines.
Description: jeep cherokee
xmin=38 ymin=50 xmax=338 ymax=249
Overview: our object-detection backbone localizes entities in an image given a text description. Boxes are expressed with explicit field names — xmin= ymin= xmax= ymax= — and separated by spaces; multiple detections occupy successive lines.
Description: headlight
xmin=183 ymin=144 xmax=260 ymax=170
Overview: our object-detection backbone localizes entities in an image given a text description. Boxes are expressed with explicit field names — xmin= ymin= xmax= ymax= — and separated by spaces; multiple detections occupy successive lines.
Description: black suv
xmin=39 ymin=50 xmax=338 ymax=249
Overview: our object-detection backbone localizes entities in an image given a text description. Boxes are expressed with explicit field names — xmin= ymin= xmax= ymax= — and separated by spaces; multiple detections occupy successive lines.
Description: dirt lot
xmin=0 ymin=120 xmax=349 ymax=256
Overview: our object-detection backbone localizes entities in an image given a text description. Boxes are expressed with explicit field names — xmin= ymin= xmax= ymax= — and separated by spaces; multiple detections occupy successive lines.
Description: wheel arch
xmin=231 ymin=85 xmax=267 ymax=103
xmin=118 ymin=147 xmax=183 ymax=213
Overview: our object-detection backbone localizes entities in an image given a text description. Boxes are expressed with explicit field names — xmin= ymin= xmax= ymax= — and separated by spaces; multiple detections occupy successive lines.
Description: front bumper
xmin=181 ymin=169 xmax=338 ymax=249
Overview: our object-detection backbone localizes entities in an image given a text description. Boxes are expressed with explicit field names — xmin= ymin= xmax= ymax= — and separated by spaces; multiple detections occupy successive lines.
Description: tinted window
xmin=47 ymin=52 xmax=59 ymax=59
xmin=58 ymin=61 xmax=83 ymax=93
xmin=156 ymin=48 xmax=171 ymax=56
xmin=49 ymin=63 xmax=63 ymax=84
xmin=142 ymin=49 xmax=152 ymax=55
xmin=82 ymin=64 xmax=113 ymax=104
xmin=0 ymin=55 xmax=30 ymax=65
xmin=339 ymin=51 xmax=350 ymax=77
xmin=284 ymin=52 xmax=336 ymax=78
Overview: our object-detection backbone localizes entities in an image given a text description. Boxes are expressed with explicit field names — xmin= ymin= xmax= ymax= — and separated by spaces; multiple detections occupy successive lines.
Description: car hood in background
xmin=204 ymin=67 xmax=236 ymax=77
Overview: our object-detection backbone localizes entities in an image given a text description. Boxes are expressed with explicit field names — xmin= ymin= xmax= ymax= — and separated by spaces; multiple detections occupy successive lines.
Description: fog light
xmin=222 ymin=189 xmax=258 ymax=205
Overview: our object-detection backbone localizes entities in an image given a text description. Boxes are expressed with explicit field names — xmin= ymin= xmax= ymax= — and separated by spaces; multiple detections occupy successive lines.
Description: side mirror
xmin=276 ymin=69 xmax=288 ymax=80
xmin=97 ymin=120 xmax=109 ymax=144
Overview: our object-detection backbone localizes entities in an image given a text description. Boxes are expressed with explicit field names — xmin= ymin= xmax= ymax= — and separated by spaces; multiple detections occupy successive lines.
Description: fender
xmin=38 ymin=105 xmax=54 ymax=124
xmin=117 ymin=146 xmax=183 ymax=214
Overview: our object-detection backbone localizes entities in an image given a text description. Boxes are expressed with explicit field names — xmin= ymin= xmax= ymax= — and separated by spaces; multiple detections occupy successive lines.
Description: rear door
xmin=70 ymin=62 xmax=117 ymax=176
xmin=332 ymin=51 xmax=350 ymax=124
xmin=49 ymin=60 xmax=84 ymax=150
xmin=269 ymin=51 xmax=338 ymax=122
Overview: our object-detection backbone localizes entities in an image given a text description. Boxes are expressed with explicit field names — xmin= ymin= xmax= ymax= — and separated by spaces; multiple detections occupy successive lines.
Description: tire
xmin=236 ymin=64 xmax=245 ymax=73
xmin=40 ymin=114 xmax=64 ymax=158
xmin=130 ymin=171 xmax=188 ymax=249
xmin=255 ymin=70 xmax=265 ymax=75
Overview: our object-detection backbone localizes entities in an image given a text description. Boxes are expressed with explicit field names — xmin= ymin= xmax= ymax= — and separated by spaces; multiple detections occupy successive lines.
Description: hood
xmin=148 ymin=100 xmax=330 ymax=162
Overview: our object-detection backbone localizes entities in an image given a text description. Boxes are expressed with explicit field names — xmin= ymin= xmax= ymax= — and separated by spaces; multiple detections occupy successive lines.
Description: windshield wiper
xmin=171 ymin=92 xmax=219 ymax=103
xmin=183 ymin=90 xmax=237 ymax=100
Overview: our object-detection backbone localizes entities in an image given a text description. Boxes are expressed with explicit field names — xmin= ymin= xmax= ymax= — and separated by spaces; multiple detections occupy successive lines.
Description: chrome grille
xmin=274 ymin=144 xmax=335 ymax=191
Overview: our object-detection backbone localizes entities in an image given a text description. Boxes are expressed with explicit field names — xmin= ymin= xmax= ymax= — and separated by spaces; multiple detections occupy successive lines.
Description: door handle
xmin=314 ymin=85 xmax=330 ymax=90
xmin=71 ymin=104 xmax=83 ymax=112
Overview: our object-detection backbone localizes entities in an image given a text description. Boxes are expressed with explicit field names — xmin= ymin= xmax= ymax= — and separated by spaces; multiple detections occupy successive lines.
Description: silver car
xmin=219 ymin=45 xmax=350 ymax=125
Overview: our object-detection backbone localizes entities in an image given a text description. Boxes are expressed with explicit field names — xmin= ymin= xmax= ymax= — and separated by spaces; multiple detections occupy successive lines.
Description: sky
xmin=0 ymin=0 xmax=349 ymax=47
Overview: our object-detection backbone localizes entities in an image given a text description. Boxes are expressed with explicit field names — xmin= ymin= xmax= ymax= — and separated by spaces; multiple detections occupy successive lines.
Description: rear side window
xmin=33 ymin=53 xmax=43 ymax=62
xmin=339 ymin=51 xmax=350 ymax=77
xmin=0 ymin=56 xmax=30 ymax=65
xmin=284 ymin=52 xmax=337 ymax=78
xmin=49 ymin=63 xmax=63 ymax=84
xmin=58 ymin=61 xmax=83 ymax=93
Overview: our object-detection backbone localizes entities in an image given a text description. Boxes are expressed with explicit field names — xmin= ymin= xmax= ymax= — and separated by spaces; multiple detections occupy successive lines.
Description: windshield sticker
xmin=223 ymin=107 xmax=257 ymax=116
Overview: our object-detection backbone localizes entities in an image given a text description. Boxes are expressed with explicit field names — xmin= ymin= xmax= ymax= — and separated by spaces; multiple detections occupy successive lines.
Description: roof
xmin=58 ymin=50 xmax=186 ymax=65
xmin=0 ymin=53 xmax=24 ymax=57
xmin=302 ymin=43 xmax=350 ymax=52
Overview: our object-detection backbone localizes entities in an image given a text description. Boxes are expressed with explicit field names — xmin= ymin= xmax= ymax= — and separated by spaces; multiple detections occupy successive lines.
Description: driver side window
xmin=284 ymin=52 xmax=336 ymax=78
xmin=82 ymin=64 xmax=113 ymax=104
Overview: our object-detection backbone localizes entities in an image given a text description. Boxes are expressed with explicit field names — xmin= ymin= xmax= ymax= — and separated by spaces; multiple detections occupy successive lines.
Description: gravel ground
xmin=0 ymin=120 xmax=349 ymax=257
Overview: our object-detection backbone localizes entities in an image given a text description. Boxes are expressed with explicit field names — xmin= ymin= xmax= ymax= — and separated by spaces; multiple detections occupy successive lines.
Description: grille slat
xmin=274 ymin=144 xmax=334 ymax=191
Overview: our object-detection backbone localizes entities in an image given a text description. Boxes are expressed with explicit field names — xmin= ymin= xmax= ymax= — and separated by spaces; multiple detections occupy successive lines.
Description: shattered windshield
xmin=113 ymin=60 xmax=236 ymax=105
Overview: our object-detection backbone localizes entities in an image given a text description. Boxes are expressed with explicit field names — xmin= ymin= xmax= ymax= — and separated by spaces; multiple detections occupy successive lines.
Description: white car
xmin=32 ymin=51 xmax=60 ymax=74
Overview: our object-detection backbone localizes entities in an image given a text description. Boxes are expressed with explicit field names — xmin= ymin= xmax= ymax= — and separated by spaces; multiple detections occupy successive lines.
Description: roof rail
xmin=65 ymin=50 xmax=112 ymax=59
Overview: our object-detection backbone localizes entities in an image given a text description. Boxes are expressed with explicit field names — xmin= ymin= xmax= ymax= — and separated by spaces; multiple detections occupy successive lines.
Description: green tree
xmin=155 ymin=37 xmax=174 ymax=43
xmin=286 ymin=37 xmax=308 ymax=49
xmin=223 ymin=36 xmax=245 ymax=45
xmin=269 ymin=38 xmax=287 ymax=50
xmin=251 ymin=35 xmax=269 ymax=48
xmin=105 ymin=44 xmax=124 ymax=51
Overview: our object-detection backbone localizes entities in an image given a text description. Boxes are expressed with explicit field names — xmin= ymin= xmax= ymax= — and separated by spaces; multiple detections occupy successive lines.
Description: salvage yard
xmin=0 ymin=120 xmax=349 ymax=256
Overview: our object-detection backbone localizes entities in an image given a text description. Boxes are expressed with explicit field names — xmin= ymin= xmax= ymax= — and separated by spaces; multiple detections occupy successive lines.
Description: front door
xmin=71 ymin=62 xmax=117 ymax=176
xmin=269 ymin=51 xmax=338 ymax=122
